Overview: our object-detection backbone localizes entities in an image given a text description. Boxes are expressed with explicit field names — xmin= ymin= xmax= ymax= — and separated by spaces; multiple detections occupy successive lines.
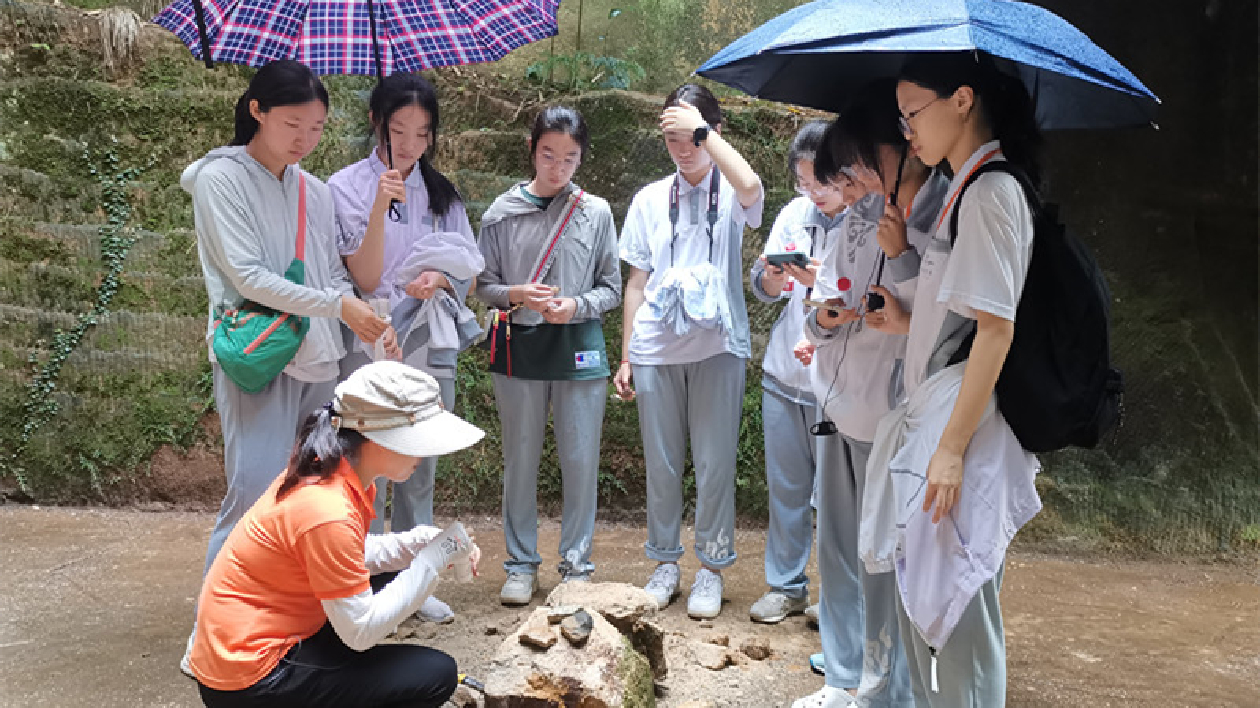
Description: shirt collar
xmin=950 ymin=140 xmax=1004 ymax=192
xmin=335 ymin=458 xmax=377 ymax=520
xmin=369 ymin=148 xmax=423 ymax=188
xmin=674 ymin=167 xmax=718 ymax=196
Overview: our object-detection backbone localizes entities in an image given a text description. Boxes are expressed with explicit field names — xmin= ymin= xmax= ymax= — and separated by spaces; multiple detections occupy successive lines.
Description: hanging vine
xmin=4 ymin=142 xmax=151 ymax=493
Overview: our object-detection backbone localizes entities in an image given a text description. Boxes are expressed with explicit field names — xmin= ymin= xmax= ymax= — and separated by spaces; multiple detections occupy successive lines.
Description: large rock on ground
xmin=544 ymin=582 xmax=656 ymax=632
xmin=545 ymin=582 xmax=668 ymax=679
xmin=484 ymin=606 xmax=655 ymax=708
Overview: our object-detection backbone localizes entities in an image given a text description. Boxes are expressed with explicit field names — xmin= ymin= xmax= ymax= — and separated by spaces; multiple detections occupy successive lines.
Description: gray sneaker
xmin=687 ymin=568 xmax=724 ymax=619
xmin=643 ymin=563 xmax=681 ymax=609
xmin=499 ymin=571 xmax=538 ymax=606
xmin=750 ymin=591 xmax=810 ymax=624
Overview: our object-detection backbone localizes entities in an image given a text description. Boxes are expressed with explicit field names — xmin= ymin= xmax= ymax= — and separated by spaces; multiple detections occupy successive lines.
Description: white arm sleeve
xmin=362 ymin=525 xmax=442 ymax=574
xmin=321 ymin=557 xmax=440 ymax=651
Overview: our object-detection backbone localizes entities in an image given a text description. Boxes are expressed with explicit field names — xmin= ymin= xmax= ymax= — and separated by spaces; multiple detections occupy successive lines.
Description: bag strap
xmin=948 ymin=161 xmax=1041 ymax=246
xmin=668 ymin=167 xmax=720 ymax=266
xmin=528 ymin=188 xmax=585 ymax=284
xmin=296 ymin=172 xmax=308 ymax=261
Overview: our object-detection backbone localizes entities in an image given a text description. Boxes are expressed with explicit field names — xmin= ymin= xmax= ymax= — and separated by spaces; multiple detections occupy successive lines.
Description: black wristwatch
xmin=692 ymin=123 xmax=711 ymax=147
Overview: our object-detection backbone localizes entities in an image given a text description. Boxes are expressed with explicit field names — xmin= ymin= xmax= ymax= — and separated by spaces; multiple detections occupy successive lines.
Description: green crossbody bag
xmin=211 ymin=174 xmax=311 ymax=394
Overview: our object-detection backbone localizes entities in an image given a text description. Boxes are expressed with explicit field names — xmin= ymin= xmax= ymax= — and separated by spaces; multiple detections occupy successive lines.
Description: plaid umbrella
xmin=153 ymin=0 xmax=560 ymax=76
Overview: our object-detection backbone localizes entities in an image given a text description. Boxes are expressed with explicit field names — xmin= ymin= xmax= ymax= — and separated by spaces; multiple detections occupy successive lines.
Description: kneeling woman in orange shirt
xmin=189 ymin=361 xmax=485 ymax=708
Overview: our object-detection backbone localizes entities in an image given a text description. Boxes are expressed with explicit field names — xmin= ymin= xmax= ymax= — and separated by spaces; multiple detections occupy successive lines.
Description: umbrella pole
xmin=873 ymin=143 xmax=911 ymax=289
xmin=366 ymin=0 xmax=393 ymax=169
xmin=190 ymin=0 xmax=214 ymax=69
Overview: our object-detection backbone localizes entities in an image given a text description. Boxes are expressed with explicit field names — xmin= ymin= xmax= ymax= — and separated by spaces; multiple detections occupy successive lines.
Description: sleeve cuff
xmin=886 ymin=247 xmax=922 ymax=283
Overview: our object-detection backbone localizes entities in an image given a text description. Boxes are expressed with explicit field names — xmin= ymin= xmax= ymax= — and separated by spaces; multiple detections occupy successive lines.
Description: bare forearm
xmin=702 ymin=132 xmax=762 ymax=207
xmin=939 ymin=315 xmax=1014 ymax=456
xmin=345 ymin=205 xmax=388 ymax=293
xmin=622 ymin=282 xmax=646 ymax=352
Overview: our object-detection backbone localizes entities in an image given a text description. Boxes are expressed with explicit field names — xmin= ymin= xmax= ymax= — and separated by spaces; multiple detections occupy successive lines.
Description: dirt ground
xmin=0 ymin=506 xmax=1256 ymax=708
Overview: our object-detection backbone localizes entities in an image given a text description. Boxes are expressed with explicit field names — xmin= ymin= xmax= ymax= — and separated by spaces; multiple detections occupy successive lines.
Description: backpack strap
xmin=948 ymin=161 xmax=1041 ymax=246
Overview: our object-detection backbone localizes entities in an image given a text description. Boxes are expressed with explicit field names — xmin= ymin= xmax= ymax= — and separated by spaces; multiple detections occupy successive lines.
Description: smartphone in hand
xmin=765 ymin=252 xmax=811 ymax=268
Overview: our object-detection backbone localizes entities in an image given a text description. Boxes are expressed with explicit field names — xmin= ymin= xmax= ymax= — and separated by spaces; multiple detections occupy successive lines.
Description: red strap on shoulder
xmin=295 ymin=172 xmax=307 ymax=262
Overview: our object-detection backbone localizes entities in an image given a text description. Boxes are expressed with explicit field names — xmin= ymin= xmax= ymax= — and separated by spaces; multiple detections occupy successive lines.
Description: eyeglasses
xmin=898 ymin=96 xmax=943 ymax=136
xmin=795 ymin=181 xmax=840 ymax=199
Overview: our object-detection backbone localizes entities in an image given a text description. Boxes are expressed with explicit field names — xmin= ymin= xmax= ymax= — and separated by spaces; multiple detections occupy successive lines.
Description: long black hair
xmin=814 ymin=78 xmax=906 ymax=186
xmin=231 ymin=60 xmax=329 ymax=147
xmin=787 ymin=119 xmax=831 ymax=180
xmin=899 ymin=51 xmax=1043 ymax=187
xmin=529 ymin=105 xmax=590 ymax=162
xmin=276 ymin=406 xmax=368 ymax=500
xmin=664 ymin=83 xmax=723 ymax=128
xmin=368 ymin=73 xmax=461 ymax=217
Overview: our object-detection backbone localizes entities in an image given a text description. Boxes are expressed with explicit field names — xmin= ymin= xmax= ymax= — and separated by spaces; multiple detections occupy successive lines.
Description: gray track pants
xmin=817 ymin=434 xmax=911 ymax=704
xmin=761 ymin=387 xmax=818 ymax=597
xmin=633 ymin=353 xmax=745 ymax=569
xmin=492 ymin=375 xmax=606 ymax=577
xmin=897 ymin=563 xmax=1006 ymax=707
xmin=204 ymin=365 xmax=336 ymax=576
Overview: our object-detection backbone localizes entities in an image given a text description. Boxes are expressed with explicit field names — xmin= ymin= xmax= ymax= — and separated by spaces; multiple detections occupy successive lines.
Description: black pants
xmin=197 ymin=623 xmax=457 ymax=708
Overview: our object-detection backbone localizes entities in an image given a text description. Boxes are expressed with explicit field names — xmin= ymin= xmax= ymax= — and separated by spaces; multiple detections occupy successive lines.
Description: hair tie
xmin=323 ymin=401 xmax=342 ymax=431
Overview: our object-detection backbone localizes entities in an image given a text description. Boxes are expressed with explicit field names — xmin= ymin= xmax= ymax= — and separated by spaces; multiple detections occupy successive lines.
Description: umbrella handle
xmin=873 ymin=143 xmax=910 ymax=290
xmin=190 ymin=0 xmax=214 ymax=69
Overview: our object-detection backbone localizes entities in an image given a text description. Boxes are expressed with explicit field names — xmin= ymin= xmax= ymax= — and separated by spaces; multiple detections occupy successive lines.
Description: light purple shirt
xmin=327 ymin=151 xmax=475 ymax=301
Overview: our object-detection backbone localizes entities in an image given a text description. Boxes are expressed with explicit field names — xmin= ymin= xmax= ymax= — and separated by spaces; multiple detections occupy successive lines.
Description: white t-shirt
xmin=755 ymin=196 xmax=842 ymax=398
xmin=904 ymin=141 xmax=1035 ymax=396
xmin=620 ymin=171 xmax=764 ymax=365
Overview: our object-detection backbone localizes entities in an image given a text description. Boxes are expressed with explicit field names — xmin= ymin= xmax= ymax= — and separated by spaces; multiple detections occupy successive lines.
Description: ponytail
xmin=231 ymin=91 xmax=258 ymax=146
xmin=900 ymin=51 xmax=1043 ymax=188
xmin=276 ymin=405 xmax=367 ymax=500
xmin=417 ymin=155 xmax=460 ymax=218
xmin=229 ymin=60 xmax=330 ymax=148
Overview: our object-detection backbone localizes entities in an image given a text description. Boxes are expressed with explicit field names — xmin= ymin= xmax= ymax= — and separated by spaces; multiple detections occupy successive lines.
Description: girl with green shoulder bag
xmin=185 ymin=60 xmax=393 ymax=582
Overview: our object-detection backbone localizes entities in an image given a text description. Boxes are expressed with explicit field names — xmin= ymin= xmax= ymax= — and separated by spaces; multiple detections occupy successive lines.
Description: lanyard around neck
xmin=668 ymin=167 xmax=720 ymax=266
xmin=935 ymin=147 xmax=1003 ymax=233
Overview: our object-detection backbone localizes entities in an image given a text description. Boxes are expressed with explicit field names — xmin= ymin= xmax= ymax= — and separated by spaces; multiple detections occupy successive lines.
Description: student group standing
xmin=185 ymin=56 xmax=1043 ymax=708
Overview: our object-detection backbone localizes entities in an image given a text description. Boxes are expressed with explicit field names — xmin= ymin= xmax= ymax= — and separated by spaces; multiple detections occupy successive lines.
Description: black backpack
xmin=947 ymin=161 xmax=1123 ymax=453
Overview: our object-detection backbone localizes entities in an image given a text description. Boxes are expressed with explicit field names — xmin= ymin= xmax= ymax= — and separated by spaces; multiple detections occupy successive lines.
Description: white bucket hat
xmin=331 ymin=361 xmax=484 ymax=457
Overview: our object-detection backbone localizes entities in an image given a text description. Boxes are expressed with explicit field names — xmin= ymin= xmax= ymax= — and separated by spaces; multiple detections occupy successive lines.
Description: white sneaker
xmin=417 ymin=595 xmax=455 ymax=624
xmin=686 ymin=568 xmax=724 ymax=619
xmin=791 ymin=686 xmax=858 ymax=708
xmin=499 ymin=571 xmax=538 ymax=606
xmin=805 ymin=603 xmax=820 ymax=623
xmin=750 ymin=590 xmax=810 ymax=623
xmin=643 ymin=563 xmax=681 ymax=609
xmin=179 ymin=630 xmax=195 ymax=680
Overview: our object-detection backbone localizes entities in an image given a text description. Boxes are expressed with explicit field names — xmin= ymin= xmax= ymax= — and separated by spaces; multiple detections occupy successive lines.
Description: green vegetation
xmin=0 ymin=0 xmax=1254 ymax=555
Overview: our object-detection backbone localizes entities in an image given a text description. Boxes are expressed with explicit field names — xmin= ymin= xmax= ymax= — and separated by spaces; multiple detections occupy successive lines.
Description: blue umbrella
xmin=697 ymin=0 xmax=1159 ymax=129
